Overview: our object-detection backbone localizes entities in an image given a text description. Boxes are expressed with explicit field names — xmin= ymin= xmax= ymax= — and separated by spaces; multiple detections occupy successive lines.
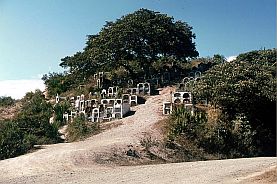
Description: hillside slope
xmin=0 ymin=103 xmax=20 ymax=121
xmin=0 ymin=87 xmax=275 ymax=184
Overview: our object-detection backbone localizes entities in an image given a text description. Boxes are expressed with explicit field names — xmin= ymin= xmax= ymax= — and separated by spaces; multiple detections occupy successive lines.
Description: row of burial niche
xmin=162 ymin=71 xmax=202 ymax=116
xmin=162 ymin=91 xmax=194 ymax=115
xmin=55 ymin=81 xmax=152 ymax=123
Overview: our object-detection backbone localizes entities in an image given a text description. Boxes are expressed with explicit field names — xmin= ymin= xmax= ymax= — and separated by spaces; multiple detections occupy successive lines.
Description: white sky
xmin=226 ymin=56 xmax=237 ymax=62
xmin=0 ymin=80 xmax=45 ymax=99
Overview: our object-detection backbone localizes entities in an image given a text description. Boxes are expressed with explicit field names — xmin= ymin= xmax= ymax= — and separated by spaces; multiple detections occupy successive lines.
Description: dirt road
xmin=0 ymin=157 xmax=276 ymax=184
xmin=0 ymin=87 xmax=276 ymax=183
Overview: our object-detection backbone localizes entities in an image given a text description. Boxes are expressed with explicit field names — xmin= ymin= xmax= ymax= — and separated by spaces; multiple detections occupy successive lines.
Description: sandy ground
xmin=0 ymin=87 xmax=276 ymax=184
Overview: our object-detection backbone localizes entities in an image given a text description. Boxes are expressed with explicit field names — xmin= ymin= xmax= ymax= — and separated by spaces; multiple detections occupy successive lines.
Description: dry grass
xmin=0 ymin=103 xmax=21 ymax=121
xmin=94 ymin=145 xmax=166 ymax=166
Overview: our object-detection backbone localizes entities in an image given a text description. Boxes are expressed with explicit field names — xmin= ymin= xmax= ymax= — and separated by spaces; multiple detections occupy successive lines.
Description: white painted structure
xmin=172 ymin=91 xmax=192 ymax=104
xmin=163 ymin=101 xmax=172 ymax=115
xmin=137 ymin=82 xmax=151 ymax=95
xmin=163 ymin=91 xmax=194 ymax=115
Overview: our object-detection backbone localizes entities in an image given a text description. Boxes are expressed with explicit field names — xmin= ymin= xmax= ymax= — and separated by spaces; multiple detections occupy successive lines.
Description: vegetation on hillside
xmin=66 ymin=113 xmax=100 ymax=142
xmin=41 ymin=72 xmax=74 ymax=98
xmin=16 ymin=90 xmax=62 ymax=145
xmin=166 ymin=49 xmax=276 ymax=159
xmin=53 ymin=100 xmax=71 ymax=127
xmin=1 ymin=8 xmax=276 ymax=161
xmin=0 ymin=96 xmax=15 ymax=107
xmin=0 ymin=90 xmax=62 ymax=160
xmin=138 ymin=49 xmax=276 ymax=163
xmin=236 ymin=48 xmax=276 ymax=65
xmin=43 ymin=8 xmax=199 ymax=97
xmin=0 ymin=121 xmax=34 ymax=160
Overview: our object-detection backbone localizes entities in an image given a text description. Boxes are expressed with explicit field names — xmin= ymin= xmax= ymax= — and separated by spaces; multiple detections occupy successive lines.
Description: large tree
xmin=60 ymin=8 xmax=199 ymax=80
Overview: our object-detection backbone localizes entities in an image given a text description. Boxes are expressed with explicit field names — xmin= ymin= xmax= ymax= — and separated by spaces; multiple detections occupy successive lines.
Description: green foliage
xmin=235 ymin=48 xmax=276 ymax=78
xmin=53 ymin=101 xmax=70 ymax=127
xmin=66 ymin=114 xmax=99 ymax=142
xmin=59 ymin=8 xmax=198 ymax=81
xmin=16 ymin=90 xmax=61 ymax=145
xmin=230 ymin=114 xmax=257 ymax=157
xmin=167 ymin=107 xmax=208 ymax=143
xmin=167 ymin=107 xmax=260 ymax=158
xmin=42 ymin=72 xmax=75 ymax=98
xmin=167 ymin=107 xmax=215 ymax=160
xmin=188 ymin=54 xmax=226 ymax=74
xmin=193 ymin=60 xmax=276 ymax=113
xmin=0 ymin=90 xmax=62 ymax=160
xmin=236 ymin=48 xmax=276 ymax=65
xmin=193 ymin=49 xmax=276 ymax=156
xmin=0 ymin=96 xmax=15 ymax=107
xmin=197 ymin=112 xmax=258 ymax=158
xmin=0 ymin=121 xmax=34 ymax=160
xmin=212 ymin=54 xmax=226 ymax=64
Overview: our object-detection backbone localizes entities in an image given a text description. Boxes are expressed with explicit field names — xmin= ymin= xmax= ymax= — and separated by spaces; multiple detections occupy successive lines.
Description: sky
xmin=0 ymin=0 xmax=276 ymax=99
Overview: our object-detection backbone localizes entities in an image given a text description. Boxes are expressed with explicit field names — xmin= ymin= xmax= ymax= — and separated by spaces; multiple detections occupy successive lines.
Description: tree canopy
xmin=60 ymin=8 xmax=198 ymax=81
xmin=236 ymin=48 xmax=276 ymax=65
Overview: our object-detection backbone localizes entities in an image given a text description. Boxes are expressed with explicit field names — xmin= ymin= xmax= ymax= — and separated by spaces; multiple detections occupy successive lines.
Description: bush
xmin=16 ymin=90 xmax=61 ymax=145
xmin=0 ymin=96 xmax=15 ymax=107
xmin=196 ymin=112 xmax=258 ymax=158
xmin=66 ymin=114 xmax=99 ymax=142
xmin=230 ymin=114 xmax=257 ymax=157
xmin=42 ymin=72 xmax=76 ymax=98
xmin=193 ymin=56 xmax=276 ymax=156
xmin=0 ymin=90 xmax=63 ymax=160
xmin=166 ymin=106 xmax=262 ymax=159
xmin=168 ymin=107 xmax=207 ymax=142
xmin=166 ymin=107 xmax=213 ymax=160
xmin=53 ymin=101 xmax=70 ymax=127
xmin=0 ymin=121 xmax=34 ymax=160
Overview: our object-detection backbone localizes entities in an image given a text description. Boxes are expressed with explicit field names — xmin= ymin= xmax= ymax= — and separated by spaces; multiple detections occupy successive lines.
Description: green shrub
xmin=42 ymin=72 xmax=75 ymax=98
xmin=16 ymin=90 xmax=61 ymax=144
xmin=53 ymin=101 xmax=70 ymax=127
xmin=0 ymin=96 xmax=15 ymax=107
xmin=230 ymin=114 xmax=257 ymax=157
xmin=0 ymin=121 xmax=33 ymax=160
xmin=66 ymin=114 xmax=99 ymax=142
xmin=0 ymin=90 xmax=63 ymax=160
xmin=168 ymin=107 xmax=207 ymax=142
xmin=167 ymin=106 xmax=261 ymax=159
xmin=193 ymin=55 xmax=276 ymax=156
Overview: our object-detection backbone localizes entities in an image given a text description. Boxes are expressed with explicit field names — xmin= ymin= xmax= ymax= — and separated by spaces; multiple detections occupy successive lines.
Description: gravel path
xmin=0 ymin=87 xmax=276 ymax=183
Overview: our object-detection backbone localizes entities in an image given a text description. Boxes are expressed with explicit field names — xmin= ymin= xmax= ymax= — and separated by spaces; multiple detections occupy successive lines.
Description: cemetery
xmin=54 ymin=70 xmax=202 ymax=124
xmin=162 ymin=71 xmax=201 ymax=116
xmin=54 ymin=71 xmax=152 ymax=123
